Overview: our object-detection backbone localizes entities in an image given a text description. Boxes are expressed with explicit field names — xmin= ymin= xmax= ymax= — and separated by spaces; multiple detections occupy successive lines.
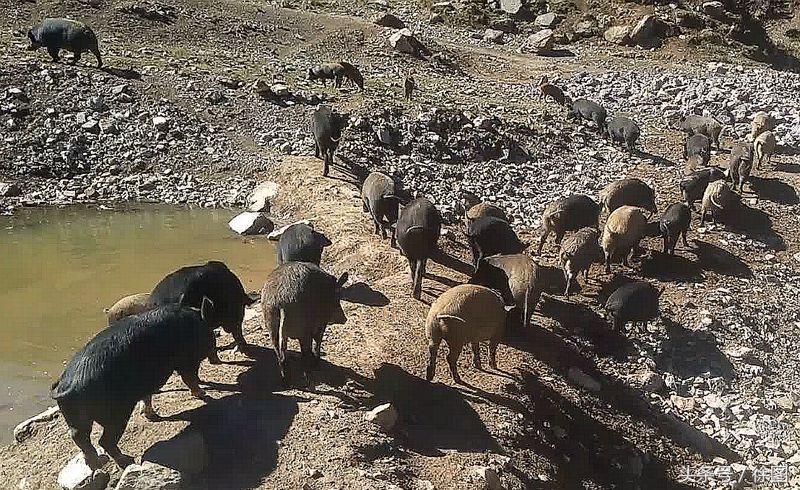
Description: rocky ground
xmin=2 ymin=0 xmax=800 ymax=488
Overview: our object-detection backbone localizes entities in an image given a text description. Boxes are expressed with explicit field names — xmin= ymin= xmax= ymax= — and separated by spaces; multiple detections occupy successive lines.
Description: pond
xmin=0 ymin=204 xmax=275 ymax=443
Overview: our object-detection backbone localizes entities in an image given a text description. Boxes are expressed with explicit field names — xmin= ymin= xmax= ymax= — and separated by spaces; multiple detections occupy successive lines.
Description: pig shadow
xmin=430 ymin=248 xmax=475 ymax=276
xmin=689 ymin=240 xmax=752 ymax=278
xmin=372 ymin=363 xmax=501 ymax=455
xmin=536 ymin=264 xmax=568 ymax=295
xmin=341 ymin=281 xmax=390 ymax=306
xmin=539 ymin=48 xmax=576 ymax=58
xmin=723 ymin=203 xmax=786 ymax=250
xmin=774 ymin=161 xmax=800 ymax=173
xmin=101 ymin=67 xmax=142 ymax=80
xmin=635 ymin=149 xmax=675 ymax=167
xmin=177 ymin=392 xmax=297 ymax=489
xmin=160 ymin=350 xmax=298 ymax=489
xmin=517 ymin=373 xmax=702 ymax=489
xmin=749 ymin=176 xmax=799 ymax=204
xmin=538 ymin=296 xmax=633 ymax=360
xmin=310 ymin=362 xmax=501 ymax=455
xmin=639 ymin=253 xmax=705 ymax=283
xmin=653 ymin=318 xmax=734 ymax=381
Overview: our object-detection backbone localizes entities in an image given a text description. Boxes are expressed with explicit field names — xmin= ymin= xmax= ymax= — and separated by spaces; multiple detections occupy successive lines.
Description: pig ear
xmin=200 ymin=296 xmax=215 ymax=320
xmin=336 ymin=272 xmax=349 ymax=288
xmin=318 ymin=232 xmax=332 ymax=247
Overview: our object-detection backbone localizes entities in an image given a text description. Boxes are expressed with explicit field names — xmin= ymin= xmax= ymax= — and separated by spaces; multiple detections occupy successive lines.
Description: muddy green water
xmin=0 ymin=205 xmax=275 ymax=444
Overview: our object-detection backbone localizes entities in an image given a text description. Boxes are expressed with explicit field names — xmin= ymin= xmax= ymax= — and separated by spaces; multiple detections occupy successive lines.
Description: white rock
xmin=13 ymin=405 xmax=60 ymax=442
xmin=57 ymin=452 xmax=110 ymax=490
xmin=152 ymin=116 xmax=169 ymax=132
xmin=473 ymin=466 xmax=502 ymax=490
xmin=389 ymin=29 xmax=425 ymax=56
xmin=228 ymin=212 xmax=274 ymax=236
xmin=483 ymin=28 xmax=504 ymax=43
xmin=267 ymin=220 xmax=311 ymax=240
xmin=247 ymin=181 xmax=279 ymax=212
xmin=567 ymin=367 xmax=601 ymax=392
xmin=364 ymin=403 xmax=399 ymax=432
xmin=114 ymin=462 xmax=182 ymax=490
xmin=527 ymin=29 xmax=554 ymax=53
xmin=142 ymin=430 xmax=208 ymax=475
xmin=499 ymin=0 xmax=523 ymax=15
xmin=534 ymin=13 xmax=559 ymax=28
xmin=270 ymin=83 xmax=290 ymax=98
xmin=604 ymin=25 xmax=631 ymax=45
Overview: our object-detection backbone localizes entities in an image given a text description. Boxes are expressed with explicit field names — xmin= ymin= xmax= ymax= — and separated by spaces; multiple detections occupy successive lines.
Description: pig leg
xmin=312 ymin=325 xmax=325 ymax=365
xmin=299 ymin=337 xmax=314 ymax=386
xmin=390 ymin=227 xmax=397 ymax=248
xmin=425 ymin=328 xmax=442 ymax=382
xmin=269 ymin=309 xmax=288 ymax=384
xmin=555 ymin=230 xmax=565 ymax=245
xmin=91 ymin=46 xmax=102 ymax=68
xmin=178 ymin=365 xmax=206 ymax=399
xmin=314 ymin=138 xmax=321 ymax=159
xmin=140 ymin=396 xmax=158 ymax=421
xmin=412 ymin=259 xmax=426 ymax=300
xmin=662 ymin=235 xmax=669 ymax=254
xmin=322 ymin=150 xmax=331 ymax=177
xmin=47 ymin=46 xmax=60 ymax=62
xmin=63 ymin=408 xmax=106 ymax=469
xmin=471 ymin=342 xmax=482 ymax=370
xmin=70 ymin=50 xmax=81 ymax=64
xmin=98 ymin=414 xmax=135 ymax=468
xmin=605 ymin=251 xmax=612 ymax=273
xmin=488 ymin=337 xmax=499 ymax=370
xmin=681 ymin=229 xmax=689 ymax=248
xmin=563 ymin=263 xmax=573 ymax=296
xmin=207 ymin=334 xmax=222 ymax=365
xmin=537 ymin=228 xmax=550 ymax=255
xmin=446 ymin=340 xmax=464 ymax=384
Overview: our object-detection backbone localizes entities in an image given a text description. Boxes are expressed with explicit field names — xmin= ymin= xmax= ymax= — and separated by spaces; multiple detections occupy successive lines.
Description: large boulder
xmin=0 ymin=182 xmax=22 ymax=197
xmin=228 ymin=212 xmax=274 ymax=235
xmin=629 ymin=14 xmax=675 ymax=47
xmin=372 ymin=12 xmax=405 ymax=29
xmin=389 ymin=29 xmax=429 ymax=56
xmin=114 ymin=462 xmax=183 ymax=490
xmin=13 ymin=405 xmax=60 ymax=442
xmin=142 ymin=430 xmax=208 ymax=476
xmin=535 ymin=12 xmax=560 ymax=28
xmin=604 ymin=25 xmax=631 ymax=45
xmin=57 ymin=452 xmax=110 ymax=490
xmin=527 ymin=29 xmax=555 ymax=53
xmin=499 ymin=0 xmax=523 ymax=15
xmin=247 ymin=181 xmax=279 ymax=212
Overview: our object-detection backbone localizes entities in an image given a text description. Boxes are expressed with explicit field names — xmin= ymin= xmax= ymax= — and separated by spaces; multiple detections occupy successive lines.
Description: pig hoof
xmin=87 ymin=453 xmax=110 ymax=469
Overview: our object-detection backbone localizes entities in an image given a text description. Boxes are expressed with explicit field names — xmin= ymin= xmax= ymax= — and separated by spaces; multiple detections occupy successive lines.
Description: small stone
xmin=81 ymin=120 xmax=100 ymax=134
xmin=702 ymin=1 xmax=727 ymax=21
xmin=535 ymin=12 xmax=560 ymax=28
xmin=483 ymin=28 xmax=504 ymax=43
xmin=429 ymin=13 xmax=444 ymax=24
xmin=13 ymin=405 xmax=60 ymax=442
xmin=270 ymin=83 xmax=290 ymax=98
xmin=499 ymin=0 xmax=523 ymax=15
xmin=57 ymin=452 xmax=110 ymax=490
xmin=364 ymin=402 xmax=399 ymax=432
xmin=568 ymin=367 xmax=601 ymax=392
xmin=473 ymin=467 xmax=502 ymax=490
xmin=308 ymin=468 xmax=323 ymax=479
xmin=775 ymin=397 xmax=795 ymax=412
xmin=670 ymin=394 xmax=696 ymax=411
xmin=114 ymin=461 xmax=182 ymax=490
xmin=152 ymin=116 xmax=169 ymax=133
